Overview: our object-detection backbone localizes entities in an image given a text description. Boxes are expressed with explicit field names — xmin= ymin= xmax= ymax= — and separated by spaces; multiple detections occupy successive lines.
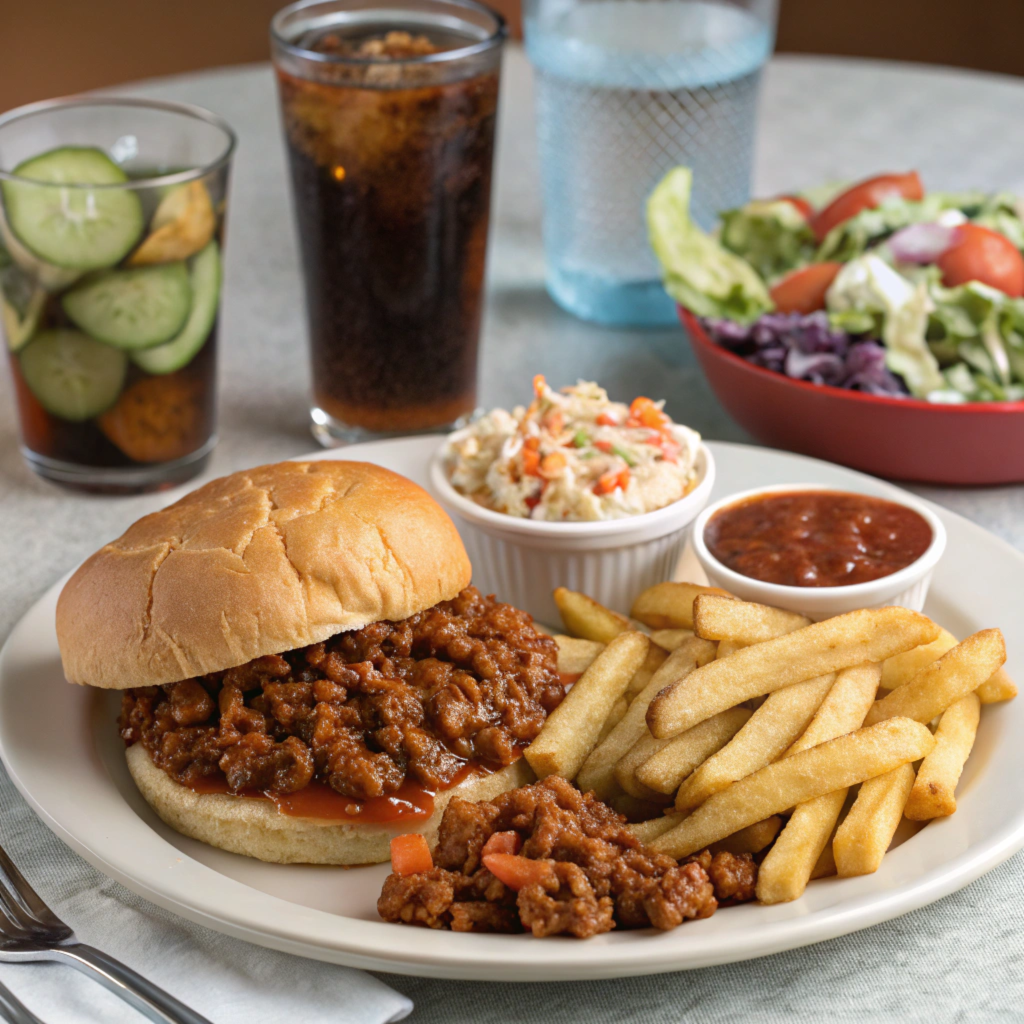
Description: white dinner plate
xmin=1 ymin=438 xmax=1022 ymax=981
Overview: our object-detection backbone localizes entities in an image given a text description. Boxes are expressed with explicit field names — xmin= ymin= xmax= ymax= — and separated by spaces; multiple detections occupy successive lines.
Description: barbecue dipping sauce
xmin=705 ymin=490 xmax=932 ymax=587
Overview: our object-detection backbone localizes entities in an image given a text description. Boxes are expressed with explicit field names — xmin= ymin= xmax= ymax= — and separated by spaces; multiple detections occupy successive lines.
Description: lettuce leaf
xmin=648 ymin=168 xmax=772 ymax=323
xmin=718 ymin=199 xmax=816 ymax=282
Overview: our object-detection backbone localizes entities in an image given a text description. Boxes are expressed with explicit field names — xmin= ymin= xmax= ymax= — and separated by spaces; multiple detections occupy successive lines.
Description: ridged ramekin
xmin=429 ymin=445 xmax=716 ymax=627
xmin=691 ymin=483 xmax=947 ymax=621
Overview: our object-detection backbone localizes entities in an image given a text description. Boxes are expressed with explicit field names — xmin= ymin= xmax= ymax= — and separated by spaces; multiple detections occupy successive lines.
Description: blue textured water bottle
xmin=524 ymin=0 xmax=777 ymax=325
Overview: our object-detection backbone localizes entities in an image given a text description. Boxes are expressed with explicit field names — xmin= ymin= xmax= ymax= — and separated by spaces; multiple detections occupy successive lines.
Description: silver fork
xmin=0 ymin=843 xmax=213 ymax=1024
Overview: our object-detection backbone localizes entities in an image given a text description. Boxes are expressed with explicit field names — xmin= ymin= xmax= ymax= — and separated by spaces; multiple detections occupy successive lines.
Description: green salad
xmin=648 ymin=167 xmax=1024 ymax=403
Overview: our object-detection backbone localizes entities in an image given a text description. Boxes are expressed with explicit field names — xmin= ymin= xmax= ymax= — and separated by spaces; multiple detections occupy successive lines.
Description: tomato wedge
xmin=936 ymin=223 xmax=1024 ymax=297
xmin=811 ymin=172 xmax=924 ymax=243
xmin=776 ymin=194 xmax=814 ymax=220
xmin=481 ymin=831 xmax=522 ymax=857
xmin=390 ymin=833 xmax=433 ymax=876
xmin=769 ymin=262 xmax=843 ymax=314
xmin=482 ymin=853 xmax=555 ymax=891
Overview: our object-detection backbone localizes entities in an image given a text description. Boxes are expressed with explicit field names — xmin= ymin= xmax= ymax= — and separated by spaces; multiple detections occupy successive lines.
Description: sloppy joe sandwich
xmin=56 ymin=460 xmax=563 ymax=865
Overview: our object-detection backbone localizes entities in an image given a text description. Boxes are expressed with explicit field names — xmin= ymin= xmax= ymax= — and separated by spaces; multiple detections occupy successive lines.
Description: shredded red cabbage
xmin=699 ymin=313 xmax=909 ymax=397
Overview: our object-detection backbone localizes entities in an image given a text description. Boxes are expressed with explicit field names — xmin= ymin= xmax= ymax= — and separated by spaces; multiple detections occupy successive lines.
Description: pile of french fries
xmin=524 ymin=583 xmax=1015 ymax=905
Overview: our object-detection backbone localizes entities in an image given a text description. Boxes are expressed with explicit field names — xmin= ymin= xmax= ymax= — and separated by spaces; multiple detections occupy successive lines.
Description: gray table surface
xmin=3 ymin=47 xmax=1024 ymax=1022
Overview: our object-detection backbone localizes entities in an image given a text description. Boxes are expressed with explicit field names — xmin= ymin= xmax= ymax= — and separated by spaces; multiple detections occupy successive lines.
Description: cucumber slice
xmin=133 ymin=241 xmax=221 ymax=374
xmin=1 ymin=264 xmax=46 ymax=351
xmin=19 ymin=329 xmax=127 ymax=421
xmin=62 ymin=262 xmax=191 ymax=350
xmin=1 ymin=146 xmax=144 ymax=270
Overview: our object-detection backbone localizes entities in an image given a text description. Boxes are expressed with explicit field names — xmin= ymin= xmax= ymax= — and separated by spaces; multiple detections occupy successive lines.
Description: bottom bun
xmin=127 ymin=742 xmax=535 ymax=865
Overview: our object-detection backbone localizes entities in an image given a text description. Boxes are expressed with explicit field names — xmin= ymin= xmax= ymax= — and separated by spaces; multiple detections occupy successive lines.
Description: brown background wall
xmin=2 ymin=0 xmax=1022 ymax=113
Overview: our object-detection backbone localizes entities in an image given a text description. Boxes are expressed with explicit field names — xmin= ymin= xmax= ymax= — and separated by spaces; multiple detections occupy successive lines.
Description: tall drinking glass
xmin=272 ymin=0 xmax=506 ymax=445
xmin=524 ymin=0 xmax=777 ymax=326
xmin=0 ymin=98 xmax=234 ymax=493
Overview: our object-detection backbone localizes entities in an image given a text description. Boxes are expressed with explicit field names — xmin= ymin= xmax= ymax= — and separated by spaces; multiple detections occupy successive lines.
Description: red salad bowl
xmin=680 ymin=308 xmax=1024 ymax=485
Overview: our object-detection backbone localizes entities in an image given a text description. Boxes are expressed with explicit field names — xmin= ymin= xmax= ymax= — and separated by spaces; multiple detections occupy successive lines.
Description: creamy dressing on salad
xmin=444 ymin=378 xmax=701 ymax=521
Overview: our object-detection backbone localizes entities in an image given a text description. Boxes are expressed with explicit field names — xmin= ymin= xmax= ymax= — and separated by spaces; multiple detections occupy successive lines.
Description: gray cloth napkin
xmin=0 ymin=768 xmax=412 ymax=1024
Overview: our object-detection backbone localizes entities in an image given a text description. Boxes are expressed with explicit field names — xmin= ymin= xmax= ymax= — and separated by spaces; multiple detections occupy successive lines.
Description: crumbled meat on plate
xmin=119 ymin=588 xmax=561 ymax=800
xmin=377 ymin=777 xmax=758 ymax=937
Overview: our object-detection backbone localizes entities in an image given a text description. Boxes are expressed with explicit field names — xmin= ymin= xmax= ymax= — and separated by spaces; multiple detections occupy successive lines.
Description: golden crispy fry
xmin=785 ymin=664 xmax=882 ymax=756
xmin=555 ymin=635 xmax=605 ymax=677
xmin=626 ymin=642 xmax=670 ymax=697
xmin=880 ymin=629 xmax=957 ymax=690
xmin=755 ymin=665 xmax=881 ymax=903
xmin=650 ymin=718 xmax=935 ymax=859
xmin=978 ymin=667 xmax=1018 ymax=704
xmin=597 ymin=697 xmax=630 ymax=744
xmin=756 ymin=790 xmax=846 ymax=904
xmin=692 ymin=594 xmax=811 ymax=645
xmin=554 ymin=587 xmax=632 ymax=644
xmin=609 ymin=794 xmax=666 ymax=823
xmin=865 ymin=629 xmax=1005 ymax=727
xmin=649 ymin=628 xmax=695 ymax=651
xmin=811 ymin=839 xmax=837 ymax=880
xmin=880 ymin=626 xmax=1016 ymax=704
xmin=614 ymin=738 xmax=670 ymax=800
xmin=576 ymin=638 xmax=715 ymax=798
xmin=674 ymin=673 xmax=835 ymax=812
xmin=833 ymin=763 xmax=916 ymax=877
xmin=630 ymin=582 xmax=732 ymax=630
xmin=648 ymin=608 xmax=940 ymax=739
xmin=905 ymin=691 xmax=981 ymax=820
xmin=525 ymin=631 xmax=649 ymax=781
xmin=625 ymin=812 xmax=686 ymax=845
xmin=715 ymin=639 xmax=745 ymax=660
xmin=634 ymin=708 xmax=752 ymax=796
xmin=708 ymin=816 xmax=782 ymax=856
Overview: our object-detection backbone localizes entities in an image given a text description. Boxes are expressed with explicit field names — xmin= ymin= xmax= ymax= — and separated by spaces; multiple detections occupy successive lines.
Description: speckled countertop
xmin=2 ymin=48 xmax=1023 ymax=1023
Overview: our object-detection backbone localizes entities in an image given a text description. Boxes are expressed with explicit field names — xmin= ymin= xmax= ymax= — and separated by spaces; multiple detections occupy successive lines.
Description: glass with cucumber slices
xmin=0 ymin=97 xmax=234 ymax=492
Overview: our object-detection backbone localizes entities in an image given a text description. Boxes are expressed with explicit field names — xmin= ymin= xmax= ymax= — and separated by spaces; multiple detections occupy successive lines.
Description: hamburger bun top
xmin=56 ymin=460 xmax=471 ymax=689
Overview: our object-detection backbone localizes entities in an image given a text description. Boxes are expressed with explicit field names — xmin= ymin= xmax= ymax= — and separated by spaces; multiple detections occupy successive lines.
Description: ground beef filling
xmin=119 ymin=588 xmax=561 ymax=801
xmin=377 ymin=777 xmax=758 ymax=937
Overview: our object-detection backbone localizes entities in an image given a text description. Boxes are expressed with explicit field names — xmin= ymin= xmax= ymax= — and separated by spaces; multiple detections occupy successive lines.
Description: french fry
xmin=576 ymin=638 xmax=716 ymax=798
xmin=784 ymin=664 xmax=882 ymax=756
xmin=708 ymin=816 xmax=782 ymax=856
xmin=978 ymin=667 xmax=1018 ymax=704
xmin=555 ymin=635 xmax=605 ymax=676
xmin=833 ymin=763 xmax=916 ymax=877
xmin=757 ymin=791 xmax=847 ymax=903
xmin=650 ymin=718 xmax=935 ymax=859
xmin=634 ymin=708 xmax=752 ymax=796
xmin=525 ymin=631 xmax=649 ymax=781
xmin=615 ymin=738 xmax=672 ymax=800
xmin=554 ymin=587 xmax=632 ymax=643
xmin=880 ymin=629 xmax=957 ymax=690
xmin=626 ymin=812 xmax=686 ymax=845
xmin=716 ymin=639 xmax=744 ymax=660
xmin=650 ymin=628 xmax=695 ymax=651
xmin=880 ymin=626 xmax=1016 ymax=704
xmin=905 ymin=691 xmax=981 ymax=820
xmin=692 ymin=594 xmax=811 ymax=645
xmin=597 ymin=697 xmax=630 ymax=744
xmin=674 ymin=673 xmax=835 ymax=812
xmin=810 ymin=839 xmax=837 ymax=880
xmin=865 ymin=629 xmax=1005 ymax=727
xmin=625 ymin=642 xmax=670 ymax=697
xmin=648 ymin=607 xmax=940 ymax=739
xmin=756 ymin=665 xmax=881 ymax=904
xmin=630 ymin=582 xmax=731 ymax=630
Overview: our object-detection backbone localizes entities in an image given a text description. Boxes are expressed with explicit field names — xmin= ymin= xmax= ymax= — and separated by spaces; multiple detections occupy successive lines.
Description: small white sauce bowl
xmin=691 ymin=483 xmax=947 ymax=621
xmin=429 ymin=444 xmax=716 ymax=627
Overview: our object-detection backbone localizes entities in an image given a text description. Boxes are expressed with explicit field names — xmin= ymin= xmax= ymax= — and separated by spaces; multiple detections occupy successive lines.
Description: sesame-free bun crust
xmin=126 ymin=743 xmax=534 ymax=865
xmin=57 ymin=461 xmax=471 ymax=689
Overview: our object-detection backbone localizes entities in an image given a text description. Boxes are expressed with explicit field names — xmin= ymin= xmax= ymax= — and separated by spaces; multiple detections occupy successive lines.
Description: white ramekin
xmin=691 ymin=483 xmax=947 ymax=621
xmin=429 ymin=445 xmax=716 ymax=627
